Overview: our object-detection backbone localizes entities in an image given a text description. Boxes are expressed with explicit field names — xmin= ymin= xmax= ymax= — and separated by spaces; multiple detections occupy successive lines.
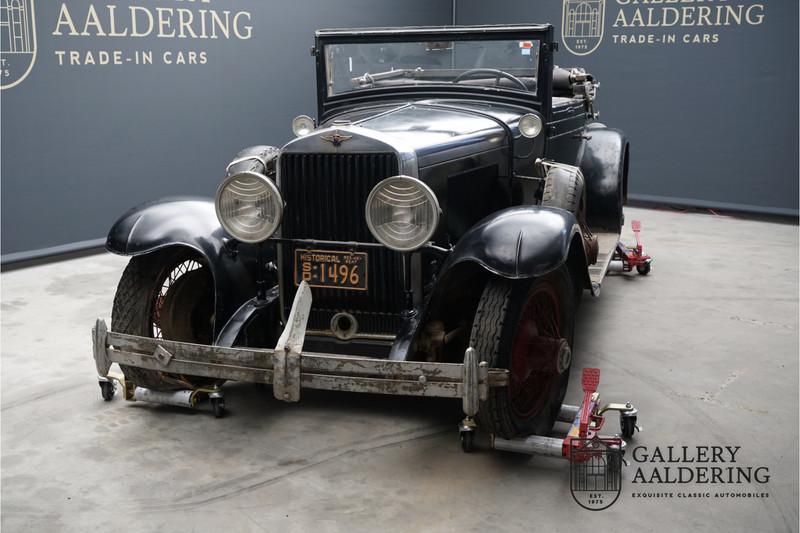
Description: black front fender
xmin=107 ymin=197 xmax=273 ymax=337
xmin=439 ymin=206 xmax=589 ymax=283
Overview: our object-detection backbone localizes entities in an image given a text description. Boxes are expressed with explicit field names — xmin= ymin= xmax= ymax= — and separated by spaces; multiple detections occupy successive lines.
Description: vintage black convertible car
xmin=92 ymin=24 xmax=631 ymax=450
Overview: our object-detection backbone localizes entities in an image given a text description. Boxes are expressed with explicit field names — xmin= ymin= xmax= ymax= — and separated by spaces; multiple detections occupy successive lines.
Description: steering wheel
xmin=453 ymin=68 xmax=528 ymax=91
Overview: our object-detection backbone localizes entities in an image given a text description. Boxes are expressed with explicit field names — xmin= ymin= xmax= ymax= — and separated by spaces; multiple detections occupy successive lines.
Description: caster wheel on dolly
xmin=636 ymin=263 xmax=651 ymax=275
xmin=621 ymin=415 xmax=637 ymax=439
xmin=211 ymin=397 xmax=225 ymax=418
xmin=460 ymin=431 xmax=475 ymax=453
xmin=99 ymin=381 xmax=115 ymax=401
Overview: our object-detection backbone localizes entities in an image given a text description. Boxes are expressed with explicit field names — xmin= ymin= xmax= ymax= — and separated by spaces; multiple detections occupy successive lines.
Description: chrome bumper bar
xmin=92 ymin=282 xmax=508 ymax=414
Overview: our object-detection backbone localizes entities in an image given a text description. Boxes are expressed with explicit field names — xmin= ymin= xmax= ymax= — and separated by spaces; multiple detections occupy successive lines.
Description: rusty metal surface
xmin=107 ymin=347 xmax=275 ymax=384
xmin=93 ymin=327 xmax=507 ymax=403
xmin=102 ymin=330 xmax=509 ymax=385
xmin=92 ymin=281 xmax=509 ymax=403
xmin=301 ymin=374 xmax=463 ymax=397
xmin=273 ymin=280 xmax=312 ymax=402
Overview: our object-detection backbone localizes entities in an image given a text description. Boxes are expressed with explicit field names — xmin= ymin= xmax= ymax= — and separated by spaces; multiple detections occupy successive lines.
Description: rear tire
xmin=112 ymin=248 xmax=216 ymax=391
xmin=470 ymin=266 xmax=576 ymax=438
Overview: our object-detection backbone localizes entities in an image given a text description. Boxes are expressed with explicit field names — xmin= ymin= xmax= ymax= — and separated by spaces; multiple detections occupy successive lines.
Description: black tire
xmin=636 ymin=263 xmax=651 ymax=276
xmin=470 ymin=266 xmax=575 ymax=438
xmin=542 ymin=166 xmax=585 ymax=215
xmin=211 ymin=397 xmax=225 ymax=418
xmin=99 ymin=381 xmax=115 ymax=401
xmin=460 ymin=431 xmax=475 ymax=453
xmin=112 ymin=248 xmax=216 ymax=391
xmin=621 ymin=416 xmax=637 ymax=439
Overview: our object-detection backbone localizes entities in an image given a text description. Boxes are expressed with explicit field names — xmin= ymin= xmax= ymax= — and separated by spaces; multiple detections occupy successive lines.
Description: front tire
xmin=112 ymin=248 xmax=216 ymax=391
xmin=470 ymin=266 xmax=576 ymax=438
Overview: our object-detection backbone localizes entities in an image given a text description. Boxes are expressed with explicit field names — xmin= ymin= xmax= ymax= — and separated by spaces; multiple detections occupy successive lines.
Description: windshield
xmin=324 ymin=38 xmax=540 ymax=97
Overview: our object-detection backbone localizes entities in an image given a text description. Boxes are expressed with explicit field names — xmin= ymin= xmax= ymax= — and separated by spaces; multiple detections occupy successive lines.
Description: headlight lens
xmin=215 ymin=171 xmax=283 ymax=243
xmin=365 ymin=176 xmax=440 ymax=252
xmin=518 ymin=113 xmax=543 ymax=138
xmin=291 ymin=115 xmax=315 ymax=137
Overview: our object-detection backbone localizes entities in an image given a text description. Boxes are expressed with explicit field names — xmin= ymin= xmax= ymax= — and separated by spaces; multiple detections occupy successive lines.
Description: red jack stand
xmin=610 ymin=219 xmax=653 ymax=275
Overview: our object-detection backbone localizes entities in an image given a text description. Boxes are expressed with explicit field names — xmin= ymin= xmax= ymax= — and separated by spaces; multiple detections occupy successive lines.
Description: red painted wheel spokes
xmin=509 ymin=284 xmax=562 ymax=419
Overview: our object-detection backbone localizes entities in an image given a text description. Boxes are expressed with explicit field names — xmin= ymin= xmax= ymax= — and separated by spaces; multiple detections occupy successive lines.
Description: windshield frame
xmin=314 ymin=24 xmax=555 ymax=122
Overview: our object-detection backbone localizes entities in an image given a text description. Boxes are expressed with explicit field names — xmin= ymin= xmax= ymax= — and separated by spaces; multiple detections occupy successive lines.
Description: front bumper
xmin=92 ymin=282 xmax=509 ymax=415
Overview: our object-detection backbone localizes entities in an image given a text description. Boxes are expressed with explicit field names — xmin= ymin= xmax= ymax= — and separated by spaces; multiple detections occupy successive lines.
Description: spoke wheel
xmin=508 ymin=284 xmax=565 ymax=420
xmin=112 ymin=248 xmax=217 ymax=391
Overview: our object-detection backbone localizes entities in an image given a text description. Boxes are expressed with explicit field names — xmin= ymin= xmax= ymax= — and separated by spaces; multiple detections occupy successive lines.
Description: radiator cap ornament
xmin=321 ymin=130 xmax=353 ymax=147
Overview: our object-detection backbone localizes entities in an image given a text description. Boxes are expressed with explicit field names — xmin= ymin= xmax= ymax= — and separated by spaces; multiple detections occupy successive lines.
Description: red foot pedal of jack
xmin=579 ymin=368 xmax=600 ymax=436
xmin=581 ymin=367 xmax=600 ymax=393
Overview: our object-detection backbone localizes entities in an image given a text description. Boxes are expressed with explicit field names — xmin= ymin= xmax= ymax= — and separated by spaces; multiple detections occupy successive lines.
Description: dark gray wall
xmin=457 ymin=0 xmax=798 ymax=217
xmin=1 ymin=0 xmax=452 ymax=260
xmin=2 ymin=0 xmax=797 ymax=261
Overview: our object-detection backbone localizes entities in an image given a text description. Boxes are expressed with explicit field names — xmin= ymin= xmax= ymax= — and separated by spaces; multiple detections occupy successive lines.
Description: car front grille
xmin=278 ymin=152 xmax=403 ymax=336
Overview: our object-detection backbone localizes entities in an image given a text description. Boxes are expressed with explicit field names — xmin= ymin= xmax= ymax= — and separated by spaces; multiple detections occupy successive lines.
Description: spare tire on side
xmin=540 ymin=163 xmax=599 ymax=264
xmin=541 ymin=164 xmax=585 ymax=215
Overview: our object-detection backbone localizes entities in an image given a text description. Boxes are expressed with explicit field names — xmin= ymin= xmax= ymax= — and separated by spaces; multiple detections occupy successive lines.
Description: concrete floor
xmin=1 ymin=207 xmax=798 ymax=532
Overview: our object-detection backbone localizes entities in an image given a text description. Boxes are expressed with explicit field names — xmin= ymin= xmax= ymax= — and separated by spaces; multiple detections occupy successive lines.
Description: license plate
xmin=294 ymin=249 xmax=368 ymax=291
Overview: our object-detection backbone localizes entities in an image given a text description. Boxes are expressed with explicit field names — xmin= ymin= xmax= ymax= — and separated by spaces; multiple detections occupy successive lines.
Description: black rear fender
xmin=580 ymin=124 xmax=629 ymax=232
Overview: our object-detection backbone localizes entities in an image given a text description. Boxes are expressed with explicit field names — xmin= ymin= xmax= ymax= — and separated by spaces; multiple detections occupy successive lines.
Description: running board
xmin=588 ymin=231 xmax=620 ymax=296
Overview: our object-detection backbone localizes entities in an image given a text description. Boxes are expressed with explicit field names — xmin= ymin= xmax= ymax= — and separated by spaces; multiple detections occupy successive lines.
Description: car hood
xmin=317 ymin=100 xmax=529 ymax=167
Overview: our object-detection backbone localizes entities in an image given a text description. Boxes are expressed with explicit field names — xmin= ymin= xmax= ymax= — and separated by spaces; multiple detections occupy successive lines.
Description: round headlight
xmin=215 ymin=171 xmax=283 ymax=243
xmin=291 ymin=115 xmax=315 ymax=137
xmin=365 ymin=176 xmax=441 ymax=252
xmin=518 ymin=113 xmax=543 ymax=138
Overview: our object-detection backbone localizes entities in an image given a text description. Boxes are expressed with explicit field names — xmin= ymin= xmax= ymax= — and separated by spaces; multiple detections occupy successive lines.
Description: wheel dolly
xmin=609 ymin=219 xmax=652 ymax=276
xmin=97 ymin=371 xmax=226 ymax=417
xmin=471 ymin=368 xmax=641 ymax=461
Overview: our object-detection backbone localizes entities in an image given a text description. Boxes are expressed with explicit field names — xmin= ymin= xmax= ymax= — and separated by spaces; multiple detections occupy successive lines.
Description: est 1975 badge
xmin=570 ymin=436 xmax=624 ymax=510
xmin=0 ymin=0 xmax=37 ymax=90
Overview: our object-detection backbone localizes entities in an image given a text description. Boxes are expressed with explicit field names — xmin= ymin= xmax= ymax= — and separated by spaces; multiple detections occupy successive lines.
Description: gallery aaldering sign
xmin=0 ymin=0 xmax=252 ymax=89
xmin=630 ymin=445 xmax=771 ymax=493
xmin=578 ymin=444 xmax=772 ymax=510
xmin=561 ymin=0 xmax=766 ymax=55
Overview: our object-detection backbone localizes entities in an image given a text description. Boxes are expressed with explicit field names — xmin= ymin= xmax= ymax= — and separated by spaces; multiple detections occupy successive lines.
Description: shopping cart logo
xmin=0 ymin=0 xmax=36 ymax=89
xmin=569 ymin=436 xmax=623 ymax=510
xmin=561 ymin=0 xmax=605 ymax=56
